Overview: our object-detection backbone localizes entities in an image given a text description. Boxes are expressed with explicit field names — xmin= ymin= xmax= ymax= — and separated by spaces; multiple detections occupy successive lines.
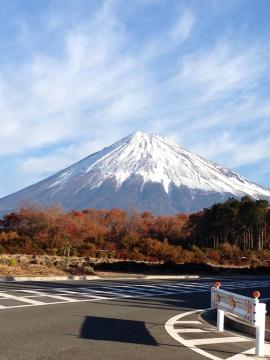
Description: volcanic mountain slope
xmin=1 ymin=131 xmax=270 ymax=215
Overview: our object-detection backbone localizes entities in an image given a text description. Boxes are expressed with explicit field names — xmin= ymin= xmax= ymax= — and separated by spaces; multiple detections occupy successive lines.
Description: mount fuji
xmin=1 ymin=131 xmax=270 ymax=215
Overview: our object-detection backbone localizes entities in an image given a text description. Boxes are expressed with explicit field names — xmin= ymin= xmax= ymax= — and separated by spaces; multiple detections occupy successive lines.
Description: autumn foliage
xmin=0 ymin=197 xmax=270 ymax=267
xmin=0 ymin=207 xmax=190 ymax=263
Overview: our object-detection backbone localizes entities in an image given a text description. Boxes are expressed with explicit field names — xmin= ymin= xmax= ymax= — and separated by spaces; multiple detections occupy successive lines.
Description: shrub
xmin=7 ymin=258 xmax=17 ymax=267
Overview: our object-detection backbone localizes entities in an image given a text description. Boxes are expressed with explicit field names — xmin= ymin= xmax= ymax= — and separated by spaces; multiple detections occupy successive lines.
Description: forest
xmin=0 ymin=196 xmax=269 ymax=267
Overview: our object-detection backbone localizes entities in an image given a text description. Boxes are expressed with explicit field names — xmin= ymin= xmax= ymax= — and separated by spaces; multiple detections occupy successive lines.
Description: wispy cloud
xmin=0 ymin=0 xmax=270 ymax=196
xmin=170 ymin=9 xmax=195 ymax=41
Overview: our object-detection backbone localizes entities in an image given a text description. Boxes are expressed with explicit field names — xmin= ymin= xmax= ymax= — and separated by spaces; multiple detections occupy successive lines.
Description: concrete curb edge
xmin=0 ymin=274 xmax=200 ymax=282
xmin=0 ymin=275 xmax=101 ymax=282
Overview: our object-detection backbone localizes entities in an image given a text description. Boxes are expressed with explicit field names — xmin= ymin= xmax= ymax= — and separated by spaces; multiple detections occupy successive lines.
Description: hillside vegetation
xmin=0 ymin=197 xmax=269 ymax=268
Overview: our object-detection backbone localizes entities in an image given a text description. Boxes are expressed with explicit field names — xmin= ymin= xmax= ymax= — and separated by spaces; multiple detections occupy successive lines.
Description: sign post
xmin=217 ymin=308 xmax=224 ymax=332
xmin=211 ymin=282 xmax=266 ymax=357
xmin=252 ymin=290 xmax=266 ymax=357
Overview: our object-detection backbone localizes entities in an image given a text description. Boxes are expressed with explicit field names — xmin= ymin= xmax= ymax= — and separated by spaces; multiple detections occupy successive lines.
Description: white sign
xmin=211 ymin=287 xmax=258 ymax=326
xmin=211 ymin=286 xmax=266 ymax=357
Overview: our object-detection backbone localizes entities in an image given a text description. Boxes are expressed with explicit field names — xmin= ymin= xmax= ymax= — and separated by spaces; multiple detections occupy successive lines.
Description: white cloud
xmin=1 ymin=1 xmax=270 ymax=195
xmin=171 ymin=9 xmax=195 ymax=41
xmin=176 ymin=42 xmax=265 ymax=102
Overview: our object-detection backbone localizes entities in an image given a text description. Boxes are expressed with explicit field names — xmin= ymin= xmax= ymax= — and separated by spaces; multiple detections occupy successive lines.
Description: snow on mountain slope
xmin=47 ymin=131 xmax=270 ymax=198
xmin=0 ymin=131 xmax=269 ymax=215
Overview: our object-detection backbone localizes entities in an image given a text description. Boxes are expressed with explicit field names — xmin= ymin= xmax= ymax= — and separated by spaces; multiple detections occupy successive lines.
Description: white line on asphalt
xmin=0 ymin=291 xmax=45 ymax=305
xmin=174 ymin=320 xmax=202 ymax=324
xmin=226 ymin=345 xmax=270 ymax=359
xmin=165 ymin=309 xmax=258 ymax=360
xmin=189 ymin=336 xmax=251 ymax=346
xmin=176 ymin=329 xmax=211 ymax=333
xmin=156 ymin=284 xmax=180 ymax=289
xmin=92 ymin=285 xmax=150 ymax=294
xmin=127 ymin=284 xmax=191 ymax=294
xmin=79 ymin=287 xmax=132 ymax=298
xmin=93 ymin=285 xmax=174 ymax=295
xmin=165 ymin=310 xmax=222 ymax=360
xmin=20 ymin=289 xmax=79 ymax=302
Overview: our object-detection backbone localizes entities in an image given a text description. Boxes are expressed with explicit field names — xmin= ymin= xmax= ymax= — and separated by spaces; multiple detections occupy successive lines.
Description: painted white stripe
xmin=165 ymin=310 xmax=222 ymax=360
xmin=226 ymin=352 xmax=253 ymax=359
xmin=44 ymin=294 xmax=79 ymax=302
xmin=176 ymin=329 xmax=211 ymax=333
xmin=0 ymin=291 xmax=45 ymax=305
xmin=20 ymin=290 xmax=45 ymax=295
xmin=165 ymin=308 xmax=259 ymax=360
xmin=159 ymin=284 xmax=181 ymax=289
xmin=128 ymin=284 xmax=182 ymax=294
xmin=226 ymin=344 xmax=270 ymax=359
xmin=95 ymin=285 xmax=173 ymax=295
xmin=20 ymin=289 xmax=78 ymax=302
xmin=0 ymin=297 xmax=111 ymax=310
xmin=189 ymin=337 xmax=252 ymax=346
xmin=94 ymin=286 xmax=149 ymax=294
xmin=174 ymin=320 xmax=202 ymax=324
xmin=162 ymin=284 xmax=206 ymax=292
xmin=79 ymin=287 xmax=131 ymax=298
xmin=57 ymin=290 xmax=105 ymax=300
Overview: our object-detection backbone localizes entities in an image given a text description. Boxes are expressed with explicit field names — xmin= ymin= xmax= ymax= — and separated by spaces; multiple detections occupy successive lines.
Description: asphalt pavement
xmin=0 ymin=277 xmax=269 ymax=360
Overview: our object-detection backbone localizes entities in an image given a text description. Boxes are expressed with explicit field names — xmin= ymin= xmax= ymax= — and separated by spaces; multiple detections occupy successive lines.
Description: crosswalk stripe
xmin=92 ymin=285 xmax=147 ymax=292
xmin=119 ymin=284 xmax=189 ymax=295
xmin=79 ymin=287 xmax=131 ymax=298
xmin=20 ymin=289 xmax=79 ymax=302
xmin=102 ymin=284 xmax=173 ymax=295
xmin=0 ymin=291 xmax=45 ymax=305
xmin=55 ymin=289 xmax=104 ymax=299
xmin=0 ymin=279 xmax=268 ymax=311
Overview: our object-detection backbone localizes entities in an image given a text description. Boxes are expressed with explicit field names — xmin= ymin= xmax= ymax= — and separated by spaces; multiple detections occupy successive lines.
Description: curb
xmin=144 ymin=275 xmax=199 ymax=279
xmin=0 ymin=274 xmax=200 ymax=282
xmin=0 ymin=275 xmax=101 ymax=282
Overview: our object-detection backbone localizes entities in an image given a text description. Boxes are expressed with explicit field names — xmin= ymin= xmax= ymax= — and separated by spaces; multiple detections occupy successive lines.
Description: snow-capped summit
xmin=0 ymin=131 xmax=269 ymax=215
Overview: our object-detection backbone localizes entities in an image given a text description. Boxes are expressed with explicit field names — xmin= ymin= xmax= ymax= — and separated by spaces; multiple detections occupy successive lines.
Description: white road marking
xmin=79 ymin=287 xmax=132 ymax=297
xmin=165 ymin=309 xmax=267 ymax=360
xmin=0 ymin=278 xmax=269 ymax=314
xmin=174 ymin=320 xmax=202 ymax=324
xmin=165 ymin=310 xmax=222 ymax=360
xmin=127 ymin=284 xmax=175 ymax=293
xmin=93 ymin=284 xmax=174 ymax=295
xmin=226 ymin=344 xmax=270 ymax=359
xmin=176 ymin=328 xmax=211 ymax=333
xmin=0 ymin=291 xmax=45 ymax=305
xmin=189 ymin=336 xmax=251 ymax=346
xmin=94 ymin=285 xmax=151 ymax=295
xmin=20 ymin=289 xmax=79 ymax=302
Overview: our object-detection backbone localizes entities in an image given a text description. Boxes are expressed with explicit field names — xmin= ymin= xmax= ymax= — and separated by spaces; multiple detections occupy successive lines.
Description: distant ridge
xmin=0 ymin=131 xmax=269 ymax=215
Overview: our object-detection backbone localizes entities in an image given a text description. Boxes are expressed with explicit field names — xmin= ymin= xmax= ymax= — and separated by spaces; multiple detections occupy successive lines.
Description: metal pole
xmin=217 ymin=309 xmax=224 ymax=332
xmin=255 ymin=303 xmax=266 ymax=357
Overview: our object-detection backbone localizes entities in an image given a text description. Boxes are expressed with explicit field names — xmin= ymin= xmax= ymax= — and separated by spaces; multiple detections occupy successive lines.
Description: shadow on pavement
xmin=80 ymin=316 xmax=159 ymax=346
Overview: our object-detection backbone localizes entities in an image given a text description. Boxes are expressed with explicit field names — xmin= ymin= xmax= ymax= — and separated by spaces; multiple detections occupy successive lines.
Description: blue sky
xmin=1 ymin=0 xmax=270 ymax=197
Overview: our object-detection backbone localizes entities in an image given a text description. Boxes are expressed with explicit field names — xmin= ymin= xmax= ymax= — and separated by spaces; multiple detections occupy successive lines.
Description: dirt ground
xmin=0 ymin=264 xmax=67 ymax=276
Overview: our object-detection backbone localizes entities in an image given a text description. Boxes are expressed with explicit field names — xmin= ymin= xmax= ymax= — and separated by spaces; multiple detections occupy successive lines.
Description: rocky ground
xmin=0 ymin=254 xmax=270 ymax=278
xmin=0 ymin=255 xmax=97 ymax=276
